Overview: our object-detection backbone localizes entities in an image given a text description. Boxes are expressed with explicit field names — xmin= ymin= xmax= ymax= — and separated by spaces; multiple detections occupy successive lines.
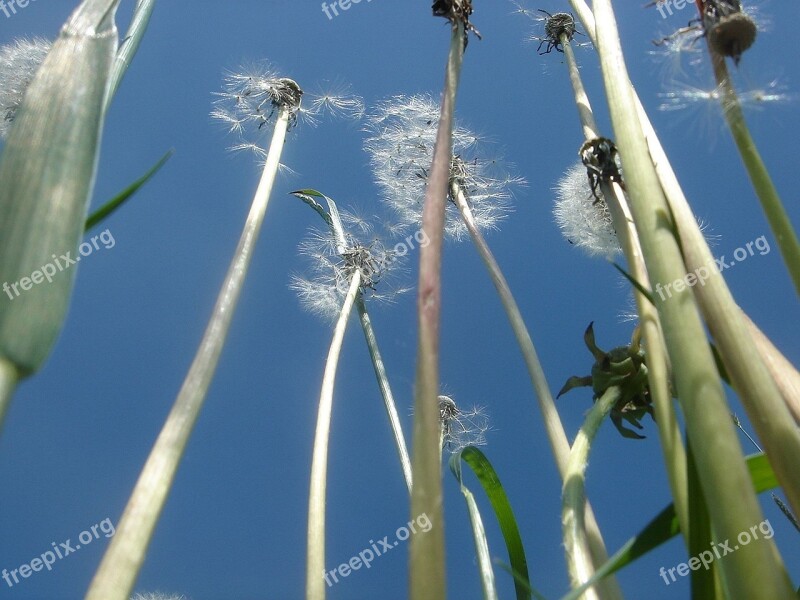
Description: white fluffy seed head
xmin=0 ymin=37 xmax=51 ymax=139
xmin=364 ymin=93 xmax=523 ymax=241
xmin=553 ymin=162 xmax=621 ymax=258
xmin=290 ymin=210 xmax=408 ymax=322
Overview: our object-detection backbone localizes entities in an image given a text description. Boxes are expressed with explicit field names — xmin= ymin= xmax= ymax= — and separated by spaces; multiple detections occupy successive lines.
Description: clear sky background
xmin=1 ymin=1 xmax=799 ymax=599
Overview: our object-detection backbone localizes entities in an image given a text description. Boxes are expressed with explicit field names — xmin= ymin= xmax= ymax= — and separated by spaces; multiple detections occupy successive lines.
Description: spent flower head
xmin=0 ymin=37 xmax=51 ymax=139
xmin=438 ymin=395 xmax=490 ymax=453
xmin=364 ymin=93 xmax=523 ymax=240
xmin=553 ymin=162 xmax=621 ymax=258
xmin=290 ymin=209 xmax=407 ymax=321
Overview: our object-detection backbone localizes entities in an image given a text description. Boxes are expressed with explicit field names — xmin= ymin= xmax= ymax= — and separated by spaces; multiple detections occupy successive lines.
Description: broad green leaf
xmin=0 ymin=0 xmax=120 ymax=374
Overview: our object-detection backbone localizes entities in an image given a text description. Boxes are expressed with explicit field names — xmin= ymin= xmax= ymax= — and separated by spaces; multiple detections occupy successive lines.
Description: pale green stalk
xmin=356 ymin=299 xmax=413 ymax=493
xmin=410 ymin=20 xmax=465 ymax=600
xmin=105 ymin=0 xmax=156 ymax=110
xmin=306 ymin=271 xmax=362 ymax=600
xmin=562 ymin=386 xmax=620 ymax=600
xmin=708 ymin=51 xmax=800 ymax=295
xmin=86 ymin=108 xmax=292 ymax=600
xmin=0 ymin=359 xmax=18 ymax=433
xmin=293 ymin=191 xmax=413 ymax=494
xmin=588 ymin=0 xmax=794 ymax=596
xmin=451 ymin=180 xmax=621 ymax=599
xmin=562 ymin=34 xmax=688 ymax=543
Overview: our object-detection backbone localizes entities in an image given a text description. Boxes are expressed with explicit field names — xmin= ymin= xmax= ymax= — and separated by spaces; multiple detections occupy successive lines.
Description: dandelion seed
xmin=364 ymin=94 xmax=523 ymax=241
xmin=438 ymin=395 xmax=490 ymax=453
xmin=553 ymin=162 xmax=621 ymax=258
xmin=290 ymin=210 xmax=406 ymax=321
xmin=305 ymin=81 xmax=365 ymax=121
xmin=0 ymin=37 xmax=51 ymax=139
xmin=130 ymin=594 xmax=188 ymax=600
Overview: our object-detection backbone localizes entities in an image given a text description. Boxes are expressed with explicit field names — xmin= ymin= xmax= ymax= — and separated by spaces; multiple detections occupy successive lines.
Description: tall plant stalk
xmin=707 ymin=51 xmax=800 ymax=295
xmin=588 ymin=0 xmax=794 ymax=596
xmin=292 ymin=189 xmax=413 ymax=493
xmin=562 ymin=385 xmax=620 ymax=600
xmin=86 ymin=106 xmax=293 ymax=600
xmin=560 ymin=32 xmax=689 ymax=543
xmin=410 ymin=17 xmax=465 ymax=600
xmin=306 ymin=272 xmax=362 ymax=600
xmin=450 ymin=180 xmax=622 ymax=599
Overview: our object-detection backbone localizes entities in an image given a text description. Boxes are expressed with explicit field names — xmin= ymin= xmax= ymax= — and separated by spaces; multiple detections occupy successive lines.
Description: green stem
xmin=104 ymin=0 xmax=156 ymax=110
xmin=0 ymin=358 xmax=19 ymax=434
xmin=410 ymin=21 xmax=465 ymax=600
xmin=709 ymin=51 xmax=800 ymax=296
xmin=590 ymin=0 xmax=794 ymax=596
xmin=451 ymin=181 xmax=622 ymax=599
xmin=356 ymin=298 xmax=413 ymax=494
xmin=562 ymin=386 xmax=620 ymax=599
xmin=306 ymin=271 xmax=362 ymax=600
xmin=86 ymin=107 xmax=292 ymax=600
xmin=561 ymin=33 xmax=689 ymax=546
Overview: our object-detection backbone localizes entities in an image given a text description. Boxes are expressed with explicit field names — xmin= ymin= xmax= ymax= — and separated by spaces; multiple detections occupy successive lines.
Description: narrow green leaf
xmin=85 ymin=149 xmax=172 ymax=231
xmin=450 ymin=446 xmax=531 ymax=600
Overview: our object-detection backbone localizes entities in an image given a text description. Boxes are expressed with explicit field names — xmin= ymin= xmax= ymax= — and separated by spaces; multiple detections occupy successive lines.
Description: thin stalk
xmin=589 ymin=0 xmax=794 ymax=596
xmin=293 ymin=190 xmax=413 ymax=494
xmin=104 ymin=0 xmax=156 ymax=110
xmin=306 ymin=271 xmax=362 ymax=600
xmin=356 ymin=299 xmax=413 ymax=494
xmin=562 ymin=34 xmax=689 ymax=543
xmin=410 ymin=21 xmax=465 ymax=600
xmin=708 ymin=51 xmax=800 ymax=296
xmin=562 ymin=385 xmax=620 ymax=600
xmin=86 ymin=108 xmax=292 ymax=600
xmin=0 ymin=358 xmax=18 ymax=433
xmin=451 ymin=181 xmax=621 ymax=600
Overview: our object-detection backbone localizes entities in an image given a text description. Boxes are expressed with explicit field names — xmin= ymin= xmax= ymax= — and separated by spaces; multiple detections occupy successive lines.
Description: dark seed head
xmin=707 ymin=12 xmax=757 ymax=64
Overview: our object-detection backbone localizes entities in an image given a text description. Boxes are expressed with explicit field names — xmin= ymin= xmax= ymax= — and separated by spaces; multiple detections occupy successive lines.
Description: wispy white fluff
xmin=0 ymin=37 xmax=51 ymax=139
xmin=553 ymin=162 xmax=621 ymax=258
xmin=364 ymin=93 xmax=524 ymax=241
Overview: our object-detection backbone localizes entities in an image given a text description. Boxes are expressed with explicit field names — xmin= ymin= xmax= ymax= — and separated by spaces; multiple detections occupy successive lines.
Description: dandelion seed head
xmin=438 ymin=395 xmax=491 ymax=453
xmin=553 ymin=162 xmax=621 ymax=258
xmin=211 ymin=62 xmax=304 ymax=150
xmin=290 ymin=211 xmax=406 ymax=321
xmin=364 ymin=94 xmax=523 ymax=241
xmin=0 ymin=37 xmax=51 ymax=139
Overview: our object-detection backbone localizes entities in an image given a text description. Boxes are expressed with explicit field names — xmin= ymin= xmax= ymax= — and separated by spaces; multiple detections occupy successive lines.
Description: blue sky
xmin=1 ymin=1 xmax=799 ymax=599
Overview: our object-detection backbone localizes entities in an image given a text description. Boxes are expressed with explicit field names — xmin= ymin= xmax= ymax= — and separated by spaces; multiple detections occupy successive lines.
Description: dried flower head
xmin=432 ymin=0 xmax=481 ymax=44
xmin=365 ymin=94 xmax=523 ymax=240
xmin=290 ymin=209 xmax=407 ymax=321
xmin=438 ymin=395 xmax=490 ymax=453
xmin=0 ymin=37 xmax=51 ymax=139
xmin=702 ymin=0 xmax=757 ymax=64
xmin=558 ymin=323 xmax=653 ymax=439
xmin=554 ymin=162 xmax=621 ymax=258
xmin=537 ymin=10 xmax=579 ymax=54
